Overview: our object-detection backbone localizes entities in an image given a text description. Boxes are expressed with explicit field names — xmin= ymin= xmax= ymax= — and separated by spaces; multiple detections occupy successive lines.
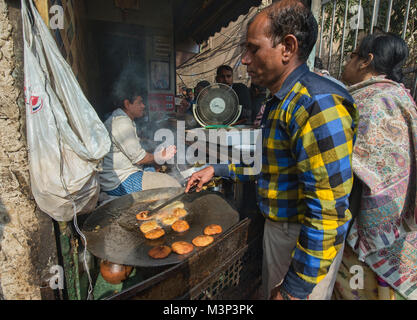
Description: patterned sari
xmin=334 ymin=76 xmax=417 ymax=300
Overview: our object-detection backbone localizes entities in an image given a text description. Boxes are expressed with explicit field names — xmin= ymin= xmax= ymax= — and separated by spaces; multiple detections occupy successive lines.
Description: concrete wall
xmin=0 ymin=0 xmax=59 ymax=300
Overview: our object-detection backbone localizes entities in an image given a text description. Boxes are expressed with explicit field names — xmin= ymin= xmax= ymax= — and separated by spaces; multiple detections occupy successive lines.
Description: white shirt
xmin=100 ymin=108 xmax=147 ymax=191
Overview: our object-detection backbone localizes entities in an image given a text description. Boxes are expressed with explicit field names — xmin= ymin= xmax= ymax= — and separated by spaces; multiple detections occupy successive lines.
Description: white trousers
xmin=262 ymin=218 xmax=344 ymax=300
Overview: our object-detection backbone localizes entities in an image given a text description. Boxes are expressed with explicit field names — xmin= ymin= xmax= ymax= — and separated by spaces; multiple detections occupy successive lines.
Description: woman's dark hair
xmin=250 ymin=0 xmax=318 ymax=62
xmin=357 ymin=33 xmax=408 ymax=83
xmin=314 ymin=56 xmax=324 ymax=70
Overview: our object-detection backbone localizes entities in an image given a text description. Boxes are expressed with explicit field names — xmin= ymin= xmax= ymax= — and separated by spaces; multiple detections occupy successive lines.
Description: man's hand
xmin=178 ymin=98 xmax=191 ymax=113
xmin=185 ymin=166 xmax=215 ymax=193
xmin=154 ymin=145 xmax=177 ymax=164
xmin=270 ymin=285 xmax=300 ymax=300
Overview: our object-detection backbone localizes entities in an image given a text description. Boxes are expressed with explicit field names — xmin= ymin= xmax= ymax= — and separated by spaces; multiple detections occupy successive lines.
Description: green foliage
xmin=319 ymin=0 xmax=416 ymax=87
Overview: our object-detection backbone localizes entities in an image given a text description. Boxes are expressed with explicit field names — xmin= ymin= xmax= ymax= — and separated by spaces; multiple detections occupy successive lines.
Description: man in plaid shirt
xmin=186 ymin=0 xmax=358 ymax=300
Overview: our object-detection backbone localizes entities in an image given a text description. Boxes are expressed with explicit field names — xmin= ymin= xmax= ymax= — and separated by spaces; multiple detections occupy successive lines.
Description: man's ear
xmin=359 ymin=53 xmax=374 ymax=70
xmin=281 ymin=34 xmax=299 ymax=62
xmin=123 ymin=99 xmax=130 ymax=109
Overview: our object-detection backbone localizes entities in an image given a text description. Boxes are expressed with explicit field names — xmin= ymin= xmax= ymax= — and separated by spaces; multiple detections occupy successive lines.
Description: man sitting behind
xmin=99 ymin=85 xmax=179 ymax=201
xmin=215 ymin=65 xmax=252 ymax=124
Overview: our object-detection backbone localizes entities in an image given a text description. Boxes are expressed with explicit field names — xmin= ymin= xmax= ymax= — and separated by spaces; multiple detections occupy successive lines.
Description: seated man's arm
xmin=112 ymin=117 xmax=176 ymax=167
xmin=111 ymin=116 xmax=147 ymax=165
xmin=135 ymin=152 xmax=154 ymax=165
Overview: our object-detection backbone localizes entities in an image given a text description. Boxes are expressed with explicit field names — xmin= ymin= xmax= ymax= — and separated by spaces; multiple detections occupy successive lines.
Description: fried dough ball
xmin=192 ymin=235 xmax=214 ymax=247
xmin=144 ymin=227 xmax=165 ymax=240
xmin=173 ymin=208 xmax=187 ymax=218
xmin=171 ymin=241 xmax=194 ymax=255
xmin=136 ymin=210 xmax=150 ymax=221
xmin=139 ymin=220 xmax=159 ymax=234
xmin=171 ymin=220 xmax=190 ymax=233
xmin=203 ymin=224 xmax=223 ymax=236
xmin=161 ymin=214 xmax=179 ymax=226
xmin=148 ymin=245 xmax=172 ymax=259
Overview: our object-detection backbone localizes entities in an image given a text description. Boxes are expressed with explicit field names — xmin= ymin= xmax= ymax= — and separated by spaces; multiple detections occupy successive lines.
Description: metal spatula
xmin=145 ymin=185 xmax=197 ymax=219
xmin=116 ymin=186 xmax=197 ymax=231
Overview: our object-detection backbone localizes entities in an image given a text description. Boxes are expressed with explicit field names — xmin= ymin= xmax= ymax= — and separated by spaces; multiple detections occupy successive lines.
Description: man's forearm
xmin=136 ymin=152 xmax=154 ymax=165
xmin=212 ymin=164 xmax=230 ymax=177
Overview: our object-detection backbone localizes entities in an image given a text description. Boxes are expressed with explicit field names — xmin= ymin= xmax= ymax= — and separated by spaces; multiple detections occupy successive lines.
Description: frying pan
xmin=81 ymin=187 xmax=239 ymax=267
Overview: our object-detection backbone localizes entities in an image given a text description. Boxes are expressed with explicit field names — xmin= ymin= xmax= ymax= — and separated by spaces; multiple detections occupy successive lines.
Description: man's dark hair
xmin=112 ymin=80 xmax=146 ymax=109
xmin=216 ymin=65 xmax=233 ymax=76
xmin=314 ymin=56 xmax=324 ymax=70
xmin=357 ymin=32 xmax=408 ymax=83
xmin=250 ymin=0 xmax=318 ymax=62
xmin=195 ymin=80 xmax=210 ymax=90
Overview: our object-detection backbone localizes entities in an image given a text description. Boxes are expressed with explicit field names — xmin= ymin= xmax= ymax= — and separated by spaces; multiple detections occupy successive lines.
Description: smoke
xmin=111 ymin=61 xmax=148 ymax=107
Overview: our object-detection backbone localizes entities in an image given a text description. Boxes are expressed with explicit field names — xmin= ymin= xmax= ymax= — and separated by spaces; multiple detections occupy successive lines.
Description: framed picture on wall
xmin=150 ymin=60 xmax=170 ymax=91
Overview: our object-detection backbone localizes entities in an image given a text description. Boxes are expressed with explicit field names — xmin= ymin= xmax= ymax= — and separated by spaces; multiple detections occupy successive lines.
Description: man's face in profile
xmin=216 ymin=69 xmax=233 ymax=86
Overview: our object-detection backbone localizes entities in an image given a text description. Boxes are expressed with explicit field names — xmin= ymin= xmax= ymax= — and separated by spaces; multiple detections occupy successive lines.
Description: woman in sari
xmin=333 ymin=33 xmax=417 ymax=300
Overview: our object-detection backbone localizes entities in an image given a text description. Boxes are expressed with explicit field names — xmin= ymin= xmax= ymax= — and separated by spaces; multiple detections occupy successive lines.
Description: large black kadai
xmin=82 ymin=187 xmax=239 ymax=267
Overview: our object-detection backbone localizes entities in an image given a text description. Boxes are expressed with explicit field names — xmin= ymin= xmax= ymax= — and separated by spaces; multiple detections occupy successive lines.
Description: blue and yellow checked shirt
xmin=214 ymin=64 xmax=358 ymax=299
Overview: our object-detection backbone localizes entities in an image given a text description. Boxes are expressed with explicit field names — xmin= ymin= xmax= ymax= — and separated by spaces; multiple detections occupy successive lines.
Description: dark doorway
xmin=91 ymin=21 xmax=147 ymax=119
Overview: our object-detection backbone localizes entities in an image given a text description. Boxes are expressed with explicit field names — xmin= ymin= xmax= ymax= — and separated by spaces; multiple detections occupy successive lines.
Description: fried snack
xmin=161 ymin=214 xmax=179 ymax=226
xmin=148 ymin=245 xmax=172 ymax=259
xmin=192 ymin=235 xmax=214 ymax=247
xmin=173 ymin=208 xmax=187 ymax=218
xmin=148 ymin=201 xmax=185 ymax=220
xmin=153 ymin=209 xmax=169 ymax=220
xmin=171 ymin=241 xmax=194 ymax=255
xmin=144 ymin=227 xmax=165 ymax=240
xmin=155 ymin=201 xmax=185 ymax=217
xmin=136 ymin=210 xmax=150 ymax=221
xmin=171 ymin=220 xmax=190 ymax=233
xmin=139 ymin=220 xmax=159 ymax=234
xmin=203 ymin=224 xmax=223 ymax=236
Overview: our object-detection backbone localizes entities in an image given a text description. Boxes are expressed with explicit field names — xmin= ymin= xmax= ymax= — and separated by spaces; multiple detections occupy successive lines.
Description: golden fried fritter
xmin=148 ymin=245 xmax=171 ymax=259
xmin=203 ymin=224 xmax=223 ymax=236
xmin=171 ymin=220 xmax=190 ymax=233
xmin=161 ymin=214 xmax=178 ymax=226
xmin=173 ymin=208 xmax=187 ymax=218
xmin=140 ymin=220 xmax=159 ymax=234
xmin=171 ymin=241 xmax=194 ymax=255
xmin=144 ymin=227 xmax=165 ymax=240
xmin=192 ymin=235 xmax=214 ymax=247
